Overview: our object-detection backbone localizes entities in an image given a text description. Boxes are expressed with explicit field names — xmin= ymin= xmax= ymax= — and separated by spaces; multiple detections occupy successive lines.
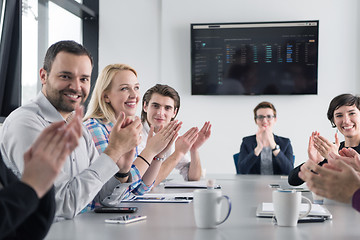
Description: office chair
xmin=233 ymin=153 xmax=240 ymax=174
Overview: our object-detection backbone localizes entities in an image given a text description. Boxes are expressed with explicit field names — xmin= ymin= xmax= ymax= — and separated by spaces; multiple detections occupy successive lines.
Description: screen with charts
xmin=191 ymin=21 xmax=319 ymax=95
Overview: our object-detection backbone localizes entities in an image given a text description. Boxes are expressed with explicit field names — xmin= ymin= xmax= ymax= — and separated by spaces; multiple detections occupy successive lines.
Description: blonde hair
xmin=84 ymin=63 xmax=137 ymax=124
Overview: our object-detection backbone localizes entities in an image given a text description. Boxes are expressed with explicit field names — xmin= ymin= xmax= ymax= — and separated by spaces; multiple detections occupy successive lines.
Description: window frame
xmin=37 ymin=0 xmax=98 ymax=106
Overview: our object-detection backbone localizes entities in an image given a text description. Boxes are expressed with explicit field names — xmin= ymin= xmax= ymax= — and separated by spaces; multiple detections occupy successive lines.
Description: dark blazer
xmin=237 ymin=134 xmax=294 ymax=175
xmin=288 ymin=142 xmax=360 ymax=186
xmin=0 ymin=156 xmax=55 ymax=240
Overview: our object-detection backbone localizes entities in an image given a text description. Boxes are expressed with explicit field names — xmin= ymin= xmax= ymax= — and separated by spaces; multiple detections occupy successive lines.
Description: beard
xmin=45 ymin=84 xmax=87 ymax=113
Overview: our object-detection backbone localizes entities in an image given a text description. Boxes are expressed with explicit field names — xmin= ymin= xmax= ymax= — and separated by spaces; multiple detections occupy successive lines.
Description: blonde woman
xmin=84 ymin=64 xmax=180 ymax=206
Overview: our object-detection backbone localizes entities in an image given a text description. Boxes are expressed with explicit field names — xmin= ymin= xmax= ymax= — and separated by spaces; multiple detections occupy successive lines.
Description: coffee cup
xmin=193 ymin=189 xmax=232 ymax=228
xmin=272 ymin=189 xmax=312 ymax=227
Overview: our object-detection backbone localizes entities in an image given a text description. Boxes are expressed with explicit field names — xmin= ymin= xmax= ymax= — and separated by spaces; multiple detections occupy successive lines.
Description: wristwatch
xmin=115 ymin=171 xmax=130 ymax=178
xmin=272 ymin=144 xmax=280 ymax=152
xmin=153 ymin=156 xmax=165 ymax=162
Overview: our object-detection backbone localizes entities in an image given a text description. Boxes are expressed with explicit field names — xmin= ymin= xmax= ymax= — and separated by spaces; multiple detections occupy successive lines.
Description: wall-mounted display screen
xmin=191 ymin=21 xmax=319 ymax=95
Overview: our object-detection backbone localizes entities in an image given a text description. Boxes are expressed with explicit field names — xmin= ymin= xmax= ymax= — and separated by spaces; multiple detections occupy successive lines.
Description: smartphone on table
xmin=298 ymin=216 xmax=326 ymax=223
xmin=94 ymin=207 xmax=138 ymax=213
xmin=105 ymin=215 xmax=147 ymax=224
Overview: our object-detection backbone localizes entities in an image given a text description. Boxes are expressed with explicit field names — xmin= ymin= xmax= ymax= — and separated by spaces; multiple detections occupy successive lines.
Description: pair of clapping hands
xmin=145 ymin=121 xmax=212 ymax=160
xmin=307 ymin=131 xmax=360 ymax=171
xmin=299 ymin=131 xmax=360 ymax=203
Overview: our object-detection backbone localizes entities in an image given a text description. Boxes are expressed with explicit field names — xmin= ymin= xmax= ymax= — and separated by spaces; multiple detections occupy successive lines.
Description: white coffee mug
xmin=272 ymin=189 xmax=312 ymax=227
xmin=193 ymin=189 xmax=232 ymax=228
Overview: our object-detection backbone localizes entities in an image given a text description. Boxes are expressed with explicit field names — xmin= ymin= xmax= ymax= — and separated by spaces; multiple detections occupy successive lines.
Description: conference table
xmin=45 ymin=174 xmax=360 ymax=240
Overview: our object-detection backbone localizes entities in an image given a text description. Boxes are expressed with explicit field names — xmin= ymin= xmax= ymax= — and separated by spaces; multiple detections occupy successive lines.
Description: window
xmin=21 ymin=0 xmax=98 ymax=106
xmin=22 ymin=0 xmax=38 ymax=105
xmin=48 ymin=1 xmax=82 ymax=45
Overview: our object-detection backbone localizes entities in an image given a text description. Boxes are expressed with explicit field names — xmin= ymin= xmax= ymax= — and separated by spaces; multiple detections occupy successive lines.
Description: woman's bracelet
xmin=138 ymin=155 xmax=150 ymax=166
xmin=153 ymin=156 xmax=165 ymax=162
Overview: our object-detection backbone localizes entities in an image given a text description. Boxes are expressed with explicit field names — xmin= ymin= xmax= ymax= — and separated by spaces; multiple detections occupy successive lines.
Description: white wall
xmin=100 ymin=0 xmax=360 ymax=174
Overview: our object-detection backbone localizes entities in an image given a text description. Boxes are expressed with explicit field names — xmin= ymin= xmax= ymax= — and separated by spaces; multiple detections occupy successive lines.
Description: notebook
xmin=256 ymin=202 xmax=332 ymax=219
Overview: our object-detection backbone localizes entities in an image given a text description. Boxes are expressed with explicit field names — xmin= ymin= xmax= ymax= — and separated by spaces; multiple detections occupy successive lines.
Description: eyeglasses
xmin=255 ymin=115 xmax=275 ymax=121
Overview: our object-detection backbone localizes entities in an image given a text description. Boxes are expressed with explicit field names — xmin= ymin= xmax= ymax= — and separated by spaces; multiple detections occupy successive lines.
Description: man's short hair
xmin=141 ymin=84 xmax=180 ymax=123
xmin=253 ymin=101 xmax=277 ymax=122
xmin=43 ymin=40 xmax=93 ymax=74
xmin=327 ymin=94 xmax=360 ymax=128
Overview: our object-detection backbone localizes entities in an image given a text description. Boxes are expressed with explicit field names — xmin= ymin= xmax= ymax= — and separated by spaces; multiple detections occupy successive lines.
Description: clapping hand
xmin=307 ymin=132 xmax=323 ymax=164
xmin=254 ymin=126 xmax=275 ymax=155
xmin=175 ymin=127 xmax=199 ymax=156
xmin=300 ymin=155 xmax=360 ymax=204
xmin=105 ymin=112 xmax=142 ymax=167
xmin=153 ymin=121 xmax=182 ymax=158
xmin=146 ymin=120 xmax=181 ymax=155
xmin=336 ymin=148 xmax=360 ymax=172
xmin=190 ymin=121 xmax=211 ymax=151
xmin=313 ymin=131 xmax=339 ymax=160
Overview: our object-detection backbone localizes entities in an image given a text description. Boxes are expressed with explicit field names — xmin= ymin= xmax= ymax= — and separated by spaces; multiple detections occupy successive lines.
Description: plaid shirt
xmin=83 ymin=118 xmax=153 ymax=207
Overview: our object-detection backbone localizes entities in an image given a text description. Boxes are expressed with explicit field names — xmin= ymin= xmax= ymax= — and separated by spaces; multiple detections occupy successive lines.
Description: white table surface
xmin=45 ymin=174 xmax=360 ymax=240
